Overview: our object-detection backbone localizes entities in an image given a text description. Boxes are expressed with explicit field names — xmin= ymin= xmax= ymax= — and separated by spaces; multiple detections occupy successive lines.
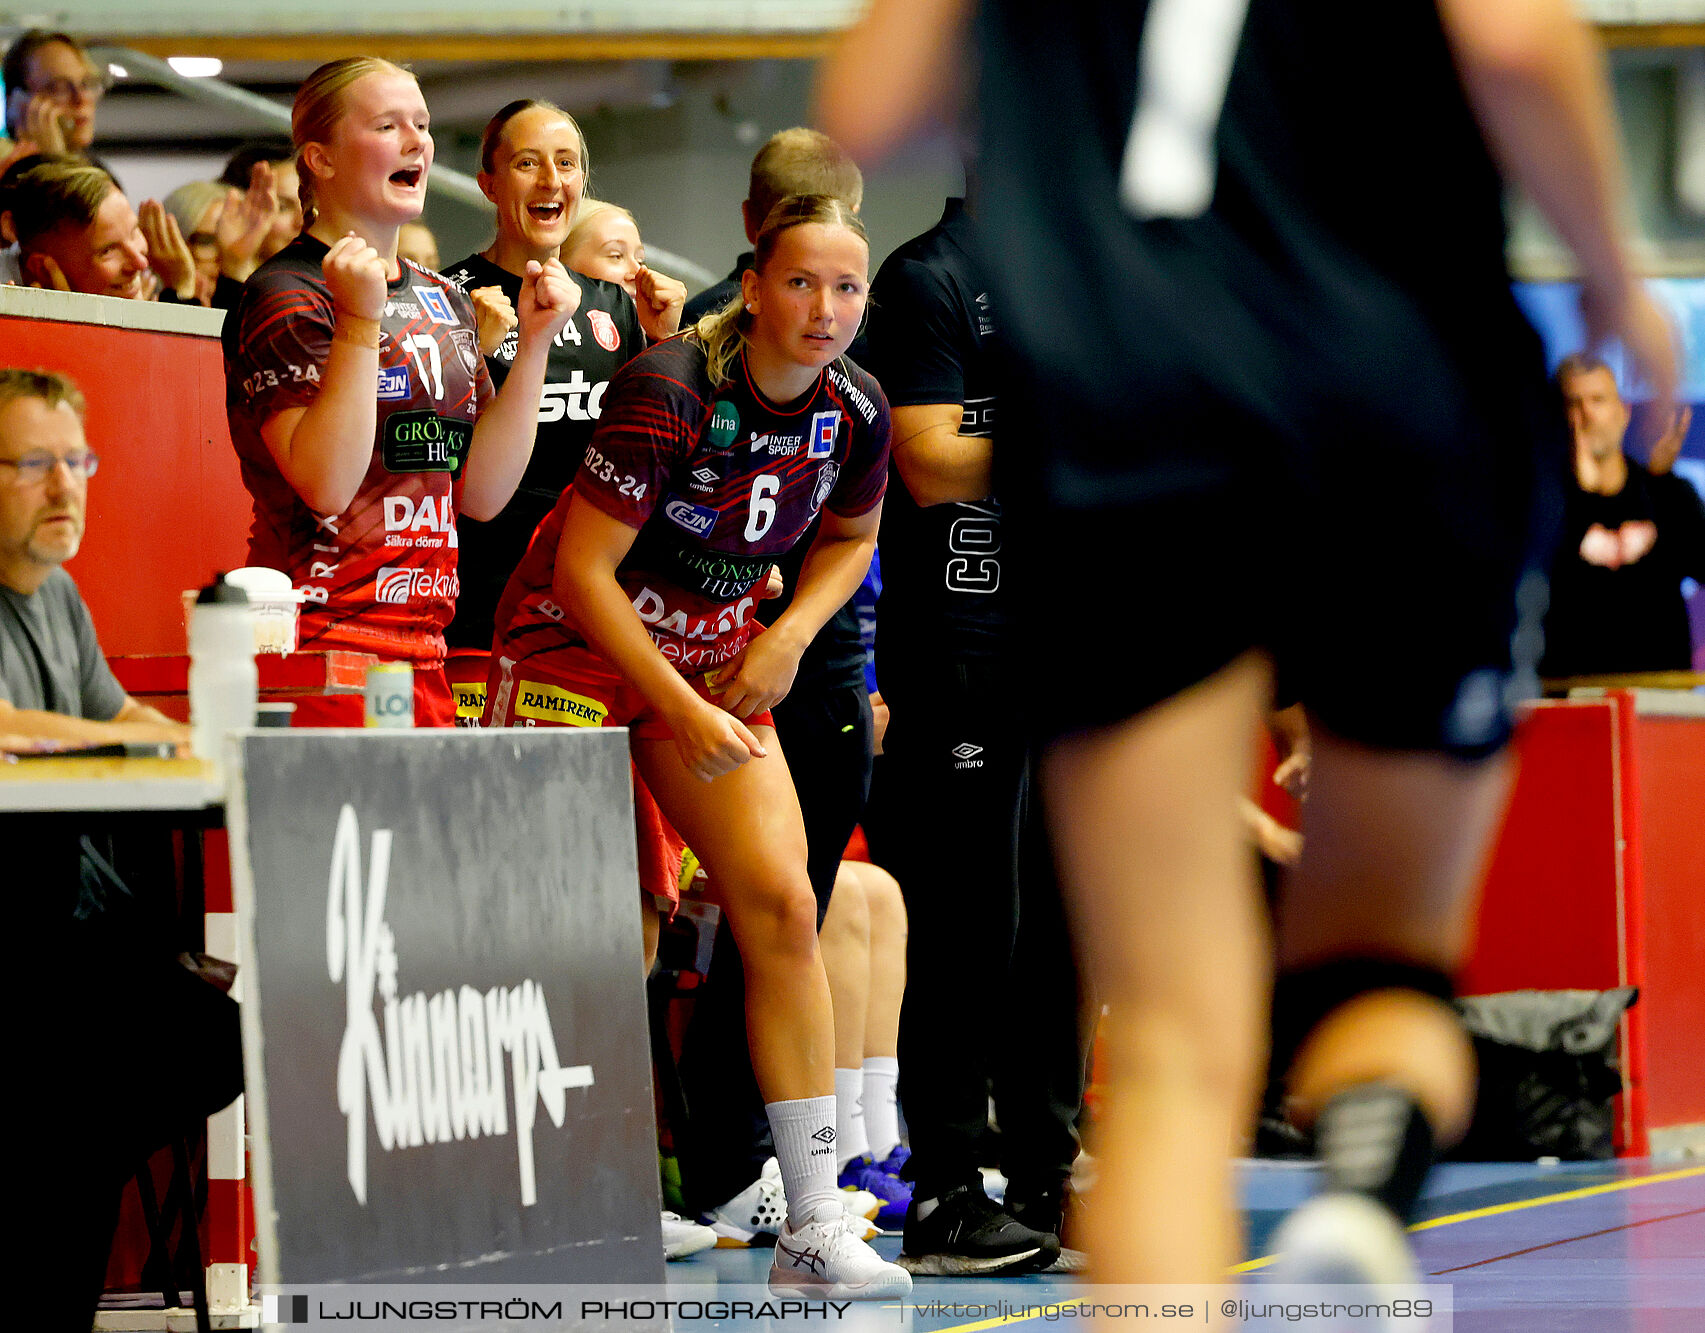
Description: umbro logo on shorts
xmin=952 ymin=743 xmax=983 ymax=760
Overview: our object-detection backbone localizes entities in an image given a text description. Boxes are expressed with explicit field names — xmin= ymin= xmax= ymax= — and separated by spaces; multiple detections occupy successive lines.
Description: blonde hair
xmin=561 ymin=196 xmax=636 ymax=265
xmin=748 ymin=129 xmax=863 ymax=229
xmin=693 ymin=193 xmax=869 ymax=388
xmin=291 ymin=56 xmax=413 ymax=227
xmin=4 ymin=153 xmax=115 ymax=248
xmin=163 ymin=179 xmax=225 ymax=239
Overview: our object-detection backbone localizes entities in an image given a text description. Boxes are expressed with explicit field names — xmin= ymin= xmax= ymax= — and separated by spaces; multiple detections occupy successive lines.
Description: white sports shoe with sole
xmin=662 ymin=1210 xmax=718 ymax=1260
xmin=702 ymin=1158 xmax=787 ymax=1246
xmin=1267 ymin=1191 xmax=1422 ymax=1328
xmin=769 ymin=1211 xmax=914 ymax=1300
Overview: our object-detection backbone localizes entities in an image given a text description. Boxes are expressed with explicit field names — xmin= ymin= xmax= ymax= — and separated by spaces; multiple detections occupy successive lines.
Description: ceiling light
xmin=167 ymin=57 xmax=223 ymax=78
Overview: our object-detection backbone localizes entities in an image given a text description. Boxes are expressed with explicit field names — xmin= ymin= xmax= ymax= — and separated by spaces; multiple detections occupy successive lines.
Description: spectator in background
xmin=2 ymin=376 xmax=234 ymax=1332
xmin=0 ymin=369 xmax=185 ymax=745
xmin=562 ymin=197 xmax=644 ymax=298
xmin=680 ymin=127 xmax=864 ymax=323
xmin=1542 ymin=353 xmax=1705 ymax=677
xmin=161 ymin=170 xmax=278 ymax=308
xmin=397 ymin=218 xmax=439 ymax=271
xmin=7 ymin=154 xmax=157 ymax=298
xmin=218 ymin=141 xmax=303 ymax=262
xmin=2 ymin=30 xmax=107 ymax=170
xmin=163 ymin=179 xmax=226 ymax=306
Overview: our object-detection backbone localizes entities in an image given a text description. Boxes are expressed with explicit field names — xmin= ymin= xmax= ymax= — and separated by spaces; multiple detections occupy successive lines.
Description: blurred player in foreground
xmin=820 ymin=0 xmax=1677 ymax=1302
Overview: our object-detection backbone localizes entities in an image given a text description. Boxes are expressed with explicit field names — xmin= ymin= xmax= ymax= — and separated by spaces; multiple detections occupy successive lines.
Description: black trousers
xmin=863 ymin=656 xmax=1088 ymax=1199
xmin=675 ymin=676 xmax=874 ymax=1213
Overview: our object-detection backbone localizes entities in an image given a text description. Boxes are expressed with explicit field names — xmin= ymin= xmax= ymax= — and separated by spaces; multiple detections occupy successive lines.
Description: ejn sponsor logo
xmin=328 ymin=805 xmax=595 ymax=1207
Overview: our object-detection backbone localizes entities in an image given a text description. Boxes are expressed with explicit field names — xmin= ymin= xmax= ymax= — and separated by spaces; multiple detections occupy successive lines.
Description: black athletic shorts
xmin=1000 ymin=333 xmax=1568 ymax=758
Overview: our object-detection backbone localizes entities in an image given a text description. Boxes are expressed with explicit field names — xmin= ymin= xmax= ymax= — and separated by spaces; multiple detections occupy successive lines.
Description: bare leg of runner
xmin=1277 ymin=733 xmax=1512 ymax=1147
xmin=1041 ymin=651 xmax=1273 ymax=1284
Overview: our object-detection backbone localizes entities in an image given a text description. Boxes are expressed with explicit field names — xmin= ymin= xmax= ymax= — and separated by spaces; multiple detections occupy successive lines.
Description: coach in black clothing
xmin=860 ymin=198 xmax=1085 ymax=1275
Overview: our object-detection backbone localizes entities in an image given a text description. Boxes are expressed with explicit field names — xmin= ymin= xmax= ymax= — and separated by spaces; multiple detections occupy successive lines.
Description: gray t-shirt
xmin=0 ymin=569 xmax=127 ymax=721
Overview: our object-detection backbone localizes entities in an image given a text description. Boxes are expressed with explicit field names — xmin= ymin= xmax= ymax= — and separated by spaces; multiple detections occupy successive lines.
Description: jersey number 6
xmin=745 ymin=473 xmax=780 ymax=542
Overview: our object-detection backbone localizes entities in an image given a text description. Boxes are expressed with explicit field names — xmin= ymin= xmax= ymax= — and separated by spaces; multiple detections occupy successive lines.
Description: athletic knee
xmin=730 ymin=869 xmax=821 ymax=961
xmin=854 ymin=863 xmax=907 ymax=941
xmin=1107 ymin=995 xmax=1265 ymax=1105
xmin=821 ymin=863 xmax=871 ymax=947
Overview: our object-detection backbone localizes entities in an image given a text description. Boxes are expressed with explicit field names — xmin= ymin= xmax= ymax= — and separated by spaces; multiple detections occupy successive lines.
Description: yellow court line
xmin=1231 ymin=1164 xmax=1705 ymax=1273
xmin=912 ymin=1167 xmax=1705 ymax=1329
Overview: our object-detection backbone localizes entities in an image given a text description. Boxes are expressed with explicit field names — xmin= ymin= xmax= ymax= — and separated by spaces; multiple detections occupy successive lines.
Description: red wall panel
xmin=3 ymin=315 xmax=252 ymax=655
xmin=1461 ymin=702 xmax=1624 ymax=995
xmin=1633 ymin=716 xmax=1705 ymax=1128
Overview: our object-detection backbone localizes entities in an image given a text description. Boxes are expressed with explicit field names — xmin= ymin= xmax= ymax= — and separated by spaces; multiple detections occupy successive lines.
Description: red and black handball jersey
xmin=223 ymin=235 xmax=495 ymax=663
xmin=493 ymin=336 xmax=890 ymax=673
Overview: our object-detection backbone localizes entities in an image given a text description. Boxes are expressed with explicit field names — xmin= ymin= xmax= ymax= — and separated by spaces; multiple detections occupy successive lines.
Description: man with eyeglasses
xmin=0 ymin=368 xmax=186 ymax=748
xmin=2 ymin=29 xmax=108 ymax=167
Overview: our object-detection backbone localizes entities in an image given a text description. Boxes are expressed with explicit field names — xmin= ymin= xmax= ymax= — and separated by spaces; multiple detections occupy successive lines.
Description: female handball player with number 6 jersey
xmin=485 ymin=195 xmax=909 ymax=1300
xmin=223 ymin=57 xmax=578 ymax=725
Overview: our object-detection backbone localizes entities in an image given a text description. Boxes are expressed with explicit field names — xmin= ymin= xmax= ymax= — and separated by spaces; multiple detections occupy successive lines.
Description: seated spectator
xmin=2 ymin=29 xmax=108 ymax=171
xmin=6 ymin=154 xmax=159 ymax=298
xmin=218 ymin=141 xmax=303 ymax=262
xmin=0 ymin=368 xmax=185 ymax=745
xmin=3 ymin=373 xmax=237 ymax=1326
xmin=397 ymin=217 xmax=440 ymax=271
xmin=160 ymin=171 xmax=276 ymax=308
xmin=1542 ymin=353 xmax=1705 ymax=677
xmin=163 ymin=179 xmax=226 ymax=305
xmin=562 ymin=198 xmax=643 ymax=298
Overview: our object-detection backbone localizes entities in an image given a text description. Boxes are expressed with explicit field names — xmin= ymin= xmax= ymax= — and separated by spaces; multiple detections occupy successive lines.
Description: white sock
xmin=863 ymin=1056 xmax=901 ymax=1162
xmin=834 ymin=1068 xmax=870 ymax=1169
xmin=766 ymin=1095 xmax=843 ymax=1227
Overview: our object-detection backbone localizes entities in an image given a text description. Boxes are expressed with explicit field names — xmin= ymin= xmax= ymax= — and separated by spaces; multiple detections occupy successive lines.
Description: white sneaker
xmin=662 ymin=1210 xmax=717 ymax=1260
xmin=769 ymin=1210 xmax=914 ymax=1300
xmin=702 ymin=1158 xmax=787 ymax=1246
xmin=1267 ymin=1192 xmax=1421 ymax=1323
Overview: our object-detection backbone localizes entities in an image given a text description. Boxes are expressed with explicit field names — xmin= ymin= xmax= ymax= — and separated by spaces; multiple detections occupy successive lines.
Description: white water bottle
xmin=190 ymin=574 xmax=259 ymax=774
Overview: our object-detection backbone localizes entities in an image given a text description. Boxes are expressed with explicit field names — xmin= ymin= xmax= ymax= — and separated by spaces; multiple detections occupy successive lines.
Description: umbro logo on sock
xmin=811 ymin=1126 xmax=837 ymax=1145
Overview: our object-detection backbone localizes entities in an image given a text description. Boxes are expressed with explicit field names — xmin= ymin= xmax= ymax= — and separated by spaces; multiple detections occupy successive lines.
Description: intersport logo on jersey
xmin=375 ymin=566 xmax=460 ymax=604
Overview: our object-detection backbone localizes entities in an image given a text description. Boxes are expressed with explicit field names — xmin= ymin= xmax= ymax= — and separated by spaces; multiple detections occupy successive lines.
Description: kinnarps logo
xmin=664 ymin=499 xmax=718 ymax=537
xmin=377 ymin=364 xmax=411 ymax=401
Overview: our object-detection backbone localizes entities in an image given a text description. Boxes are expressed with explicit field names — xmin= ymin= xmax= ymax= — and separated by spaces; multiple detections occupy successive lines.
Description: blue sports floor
xmin=667 ymin=1159 xmax=1705 ymax=1331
